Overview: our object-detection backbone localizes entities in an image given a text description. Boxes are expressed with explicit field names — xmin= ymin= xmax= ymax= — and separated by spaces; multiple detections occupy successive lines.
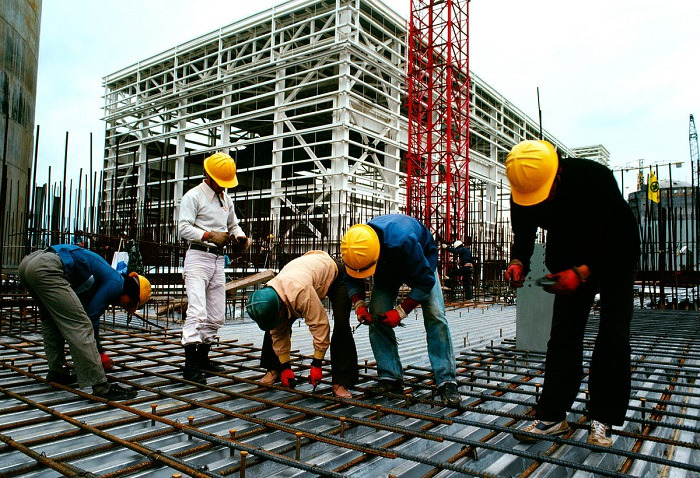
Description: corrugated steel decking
xmin=0 ymin=305 xmax=697 ymax=477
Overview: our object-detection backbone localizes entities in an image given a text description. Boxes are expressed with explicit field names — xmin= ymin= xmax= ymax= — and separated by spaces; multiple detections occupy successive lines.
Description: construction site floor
xmin=0 ymin=303 xmax=697 ymax=477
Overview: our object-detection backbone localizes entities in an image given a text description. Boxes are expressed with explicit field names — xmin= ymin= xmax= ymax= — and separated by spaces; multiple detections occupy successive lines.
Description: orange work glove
xmin=504 ymin=260 xmax=525 ymax=288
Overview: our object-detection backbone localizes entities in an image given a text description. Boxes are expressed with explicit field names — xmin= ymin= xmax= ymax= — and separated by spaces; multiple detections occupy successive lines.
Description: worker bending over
xmin=341 ymin=214 xmax=461 ymax=406
xmin=246 ymin=251 xmax=358 ymax=398
xmin=178 ymin=151 xmax=251 ymax=384
xmin=18 ymin=244 xmax=150 ymax=400
xmin=505 ymin=140 xmax=640 ymax=447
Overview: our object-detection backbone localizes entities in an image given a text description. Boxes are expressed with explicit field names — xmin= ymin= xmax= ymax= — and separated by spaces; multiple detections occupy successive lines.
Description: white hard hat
xmin=453 ymin=240 xmax=463 ymax=248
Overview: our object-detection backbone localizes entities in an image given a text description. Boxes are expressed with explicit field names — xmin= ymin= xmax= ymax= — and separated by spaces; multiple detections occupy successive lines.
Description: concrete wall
xmin=0 ymin=0 xmax=41 ymax=268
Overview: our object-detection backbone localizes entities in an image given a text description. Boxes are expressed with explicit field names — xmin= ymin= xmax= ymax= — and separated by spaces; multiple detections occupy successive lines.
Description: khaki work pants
xmin=18 ymin=249 xmax=107 ymax=388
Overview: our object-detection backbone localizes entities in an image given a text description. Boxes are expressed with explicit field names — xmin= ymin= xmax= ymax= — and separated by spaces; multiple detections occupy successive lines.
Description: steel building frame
xmin=101 ymin=0 xmax=574 ymax=267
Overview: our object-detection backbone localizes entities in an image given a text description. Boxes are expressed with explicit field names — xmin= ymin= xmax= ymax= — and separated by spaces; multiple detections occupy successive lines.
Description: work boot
xmin=514 ymin=419 xmax=570 ymax=443
xmin=93 ymin=383 xmax=138 ymax=401
xmin=365 ymin=380 xmax=403 ymax=396
xmin=587 ymin=420 xmax=613 ymax=447
xmin=183 ymin=344 xmax=207 ymax=384
xmin=437 ymin=382 xmax=462 ymax=406
xmin=197 ymin=343 xmax=225 ymax=373
xmin=46 ymin=367 xmax=77 ymax=386
xmin=259 ymin=370 xmax=279 ymax=385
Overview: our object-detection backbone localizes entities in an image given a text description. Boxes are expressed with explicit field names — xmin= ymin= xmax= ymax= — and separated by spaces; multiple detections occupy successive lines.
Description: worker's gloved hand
xmin=280 ymin=363 xmax=296 ymax=388
xmin=352 ymin=294 xmax=373 ymax=325
xmin=309 ymin=358 xmax=323 ymax=387
xmin=378 ymin=297 xmax=419 ymax=327
xmin=504 ymin=260 xmax=525 ymax=288
xmin=441 ymin=243 xmax=448 ymax=249
xmin=207 ymin=231 xmax=230 ymax=248
xmin=544 ymin=266 xmax=589 ymax=294
xmin=100 ymin=352 xmax=114 ymax=372
xmin=378 ymin=308 xmax=403 ymax=327
xmin=230 ymin=236 xmax=252 ymax=255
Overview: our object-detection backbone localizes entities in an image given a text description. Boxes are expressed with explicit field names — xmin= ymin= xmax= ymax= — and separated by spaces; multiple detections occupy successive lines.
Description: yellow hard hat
xmin=341 ymin=224 xmax=380 ymax=279
xmin=127 ymin=272 xmax=151 ymax=311
xmin=505 ymin=140 xmax=559 ymax=206
xmin=203 ymin=152 xmax=238 ymax=188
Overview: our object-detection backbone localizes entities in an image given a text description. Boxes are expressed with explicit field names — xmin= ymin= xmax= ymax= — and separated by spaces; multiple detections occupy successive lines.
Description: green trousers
xmin=18 ymin=249 xmax=108 ymax=388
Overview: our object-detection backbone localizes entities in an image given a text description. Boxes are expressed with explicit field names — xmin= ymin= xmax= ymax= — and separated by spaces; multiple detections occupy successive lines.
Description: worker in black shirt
xmin=504 ymin=140 xmax=640 ymax=447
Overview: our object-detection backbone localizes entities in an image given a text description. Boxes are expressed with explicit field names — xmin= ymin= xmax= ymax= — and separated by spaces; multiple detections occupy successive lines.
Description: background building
xmin=101 ymin=0 xmax=575 ymax=280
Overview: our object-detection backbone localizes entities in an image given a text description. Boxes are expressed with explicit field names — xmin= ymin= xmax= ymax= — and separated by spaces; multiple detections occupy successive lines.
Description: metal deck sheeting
xmin=0 ymin=305 xmax=697 ymax=477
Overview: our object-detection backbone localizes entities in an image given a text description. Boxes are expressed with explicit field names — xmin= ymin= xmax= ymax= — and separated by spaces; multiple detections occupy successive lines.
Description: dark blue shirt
xmin=50 ymin=244 xmax=125 ymax=325
xmin=445 ymin=245 xmax=473 ymax=267
xmin=345 ymin=214 xmax=438 ymax=302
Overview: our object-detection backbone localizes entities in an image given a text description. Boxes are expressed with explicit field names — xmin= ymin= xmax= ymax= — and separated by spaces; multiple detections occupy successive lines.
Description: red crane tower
xmin=406 ymin=0 xmax=470 ymax=246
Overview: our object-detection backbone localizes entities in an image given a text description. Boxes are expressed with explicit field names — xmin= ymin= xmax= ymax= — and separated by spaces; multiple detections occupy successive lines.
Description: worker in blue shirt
xmin=18 ymin=244 xmax=151 ymax=400
xmin=340 ymin=214 xmax=461 ymax=406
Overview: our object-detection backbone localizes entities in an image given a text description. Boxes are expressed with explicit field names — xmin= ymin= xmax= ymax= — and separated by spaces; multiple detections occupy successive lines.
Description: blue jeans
xmin=368 ymin=272 xmax=457 ymax=388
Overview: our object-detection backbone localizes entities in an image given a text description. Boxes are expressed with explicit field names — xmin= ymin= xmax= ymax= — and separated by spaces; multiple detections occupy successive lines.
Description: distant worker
xmin=18 ymin=244 xmax=150 ymax=400
xmin=504 ymin=140 xmax=640 ymax=447
xmin=442 ymin=238 xmax=475 ymax=300
xmin=71 ymin=230 xmax=86 ymax=248
xmin=178 ymin=151 xmax=251 ymax=384
xmin=246 ymin=251 xmax=358 ymax=398
xmin=341 ymin=214 xmax=461 ymax=406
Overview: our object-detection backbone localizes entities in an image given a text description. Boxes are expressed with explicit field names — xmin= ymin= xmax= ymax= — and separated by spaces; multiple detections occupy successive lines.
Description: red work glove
xmin=378 ymin=297 xmax=420 ymax=328
xmin=352 ymin=294 xmax=373 ymax=325
xmin=544 ymin=266 xmax=589 ymax=294
xmin=280 ymin=363 xmax=296 ymax=388
xmin=309 ymin=358 xmax=323 ymax=387
xmin=378 ymin=308 xmax=402 ymax=327
xmin=100 ymin=352 xmax=114 ymax=371
xmin=504 ymin=260 xmax=525 ymax=288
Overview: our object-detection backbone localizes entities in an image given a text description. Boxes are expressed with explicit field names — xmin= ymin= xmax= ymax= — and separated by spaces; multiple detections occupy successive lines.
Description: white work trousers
xmin=181 ymin=249 xmax=226 ymax=345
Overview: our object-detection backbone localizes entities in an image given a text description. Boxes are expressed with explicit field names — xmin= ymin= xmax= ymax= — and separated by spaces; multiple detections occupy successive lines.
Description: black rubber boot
xmin=183 ymin=344 xmax=207 ymax=384
xmin=198 ymin=343 xmax=225 ymax=373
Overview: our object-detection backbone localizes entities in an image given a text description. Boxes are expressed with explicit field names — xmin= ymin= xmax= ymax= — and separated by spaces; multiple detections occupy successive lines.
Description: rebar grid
xmin=0 ymin=308 xmax=697 ymax=477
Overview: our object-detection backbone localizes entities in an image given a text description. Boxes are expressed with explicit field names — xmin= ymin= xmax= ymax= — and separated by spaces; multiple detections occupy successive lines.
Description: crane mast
xmin=406 ymin=0 xmax=470 ymax=245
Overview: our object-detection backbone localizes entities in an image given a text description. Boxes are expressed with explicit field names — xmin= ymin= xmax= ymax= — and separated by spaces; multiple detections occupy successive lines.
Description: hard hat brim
xmin=345 ymin=262 xmax=377 ymax=279
xmin=510 ymin=176 xmax=555 ymax=206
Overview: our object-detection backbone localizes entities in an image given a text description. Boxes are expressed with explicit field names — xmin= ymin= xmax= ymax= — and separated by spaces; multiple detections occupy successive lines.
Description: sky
xmin=34 ymin=0 xmax=700 ymax=198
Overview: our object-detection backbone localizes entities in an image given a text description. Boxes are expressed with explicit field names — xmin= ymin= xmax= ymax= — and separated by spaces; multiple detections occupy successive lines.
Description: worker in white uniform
xmin=178 ymin=152 xmax=250 ymax=384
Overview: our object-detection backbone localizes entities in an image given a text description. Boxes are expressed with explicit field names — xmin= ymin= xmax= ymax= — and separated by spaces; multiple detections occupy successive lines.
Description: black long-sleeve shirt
xmin=510 ymin=157 xmax=640 ymax=277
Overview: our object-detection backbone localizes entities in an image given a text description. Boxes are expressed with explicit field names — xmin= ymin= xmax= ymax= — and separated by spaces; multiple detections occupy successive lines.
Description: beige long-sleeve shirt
xmin=267 ymin=250 xmax=338 ymax=363
xmin=178 ymin=180 xmax=244 ymax=246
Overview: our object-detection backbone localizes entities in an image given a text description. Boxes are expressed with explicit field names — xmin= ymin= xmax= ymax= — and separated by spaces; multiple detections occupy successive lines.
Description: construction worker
xmin=442 ymin=238 xmax=475 ymax=300
xmin=504 ymin=140 xmax=640 ymax=447
xmin=18 ymin=244 xmax=150 ymax=400
xmin=178 ymin=151 xmax=251 ymax=384
xmin=341 ymin=214 xmax=462 ymax=406
xmin=245 ymin=251 xmax=358 ymax=398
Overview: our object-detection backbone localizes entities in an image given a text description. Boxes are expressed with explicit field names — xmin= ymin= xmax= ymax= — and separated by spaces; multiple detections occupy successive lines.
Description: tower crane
xmin=406 ymin=0 xmax=470 ymax=245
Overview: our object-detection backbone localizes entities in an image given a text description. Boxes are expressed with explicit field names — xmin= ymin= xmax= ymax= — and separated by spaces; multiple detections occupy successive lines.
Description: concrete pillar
xmin=515 ymin=244 xmax=554 ymax=352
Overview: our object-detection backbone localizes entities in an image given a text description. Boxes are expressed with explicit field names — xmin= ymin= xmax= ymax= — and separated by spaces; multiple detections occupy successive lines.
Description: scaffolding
xmin=99 ymin=0 xmax=572 ymax=279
